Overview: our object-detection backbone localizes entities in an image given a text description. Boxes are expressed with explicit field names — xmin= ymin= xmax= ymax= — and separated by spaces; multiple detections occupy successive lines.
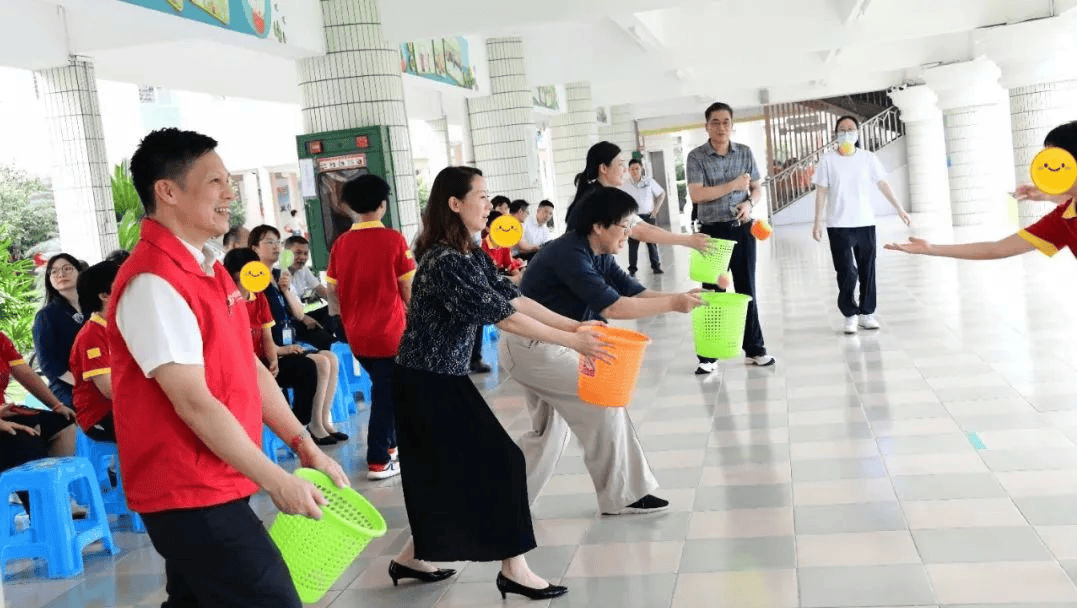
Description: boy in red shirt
xmin=69 ymin=261 xmax=120 ymax=442
xmin=481 ymin=210 xmax=524 ymax=281
xmin=327 ymin=174 xmax=414 ymax=480
xmin=887 ymin=121 xmax=1077 ymax=265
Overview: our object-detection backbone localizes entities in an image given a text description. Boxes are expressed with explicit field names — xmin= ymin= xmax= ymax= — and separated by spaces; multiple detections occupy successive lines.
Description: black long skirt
xmin=392 ymin=364 xmax=537 ymax=562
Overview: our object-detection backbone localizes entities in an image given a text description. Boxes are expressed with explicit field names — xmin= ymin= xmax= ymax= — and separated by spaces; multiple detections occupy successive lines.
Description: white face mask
xmin=837 ymin=130 xmax=859 ymax=145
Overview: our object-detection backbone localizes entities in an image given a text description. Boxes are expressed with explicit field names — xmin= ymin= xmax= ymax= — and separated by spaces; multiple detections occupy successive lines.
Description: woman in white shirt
xmin=811 ymin=116 xmax=910 ymax=334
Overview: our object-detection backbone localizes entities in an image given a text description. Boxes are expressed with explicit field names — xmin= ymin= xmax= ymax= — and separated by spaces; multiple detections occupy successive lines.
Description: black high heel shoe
xmin=388 ymin=560 xmax=455 ymax=586
xmin=496 ymin=572 xmax=568 ymax=600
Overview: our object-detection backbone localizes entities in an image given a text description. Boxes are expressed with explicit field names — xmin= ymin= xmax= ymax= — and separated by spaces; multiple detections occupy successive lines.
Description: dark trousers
xmin=826 ymin=226 xmax=877 ymax=318
xmin=85 ymin=412 xmax=117 ymax=443
xmin=698 ymin=220 xmax=766 ymax=361
xmin=142 ymin=498 xmax=301 ymax=608
xmin=471 ymin=326 xmax=484 ymax=362
xmin=357 ymin=356 xmax=396 ymax=466
xmin=295 ymin=322 xmax=334 ymax=351
xmin=276 ymin=354 xmax=318 ymax=425
xmin=627 ymin=213 xmax=661 ymax=272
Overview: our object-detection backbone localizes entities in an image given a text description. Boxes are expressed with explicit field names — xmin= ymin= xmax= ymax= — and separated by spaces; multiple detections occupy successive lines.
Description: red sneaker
xmin=367 ymin=461 xmax=400 ymax=480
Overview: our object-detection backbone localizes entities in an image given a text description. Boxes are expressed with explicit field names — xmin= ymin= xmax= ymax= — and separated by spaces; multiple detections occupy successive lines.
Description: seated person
xmin=491 ymin=194 xmax=510 ymax=216
xmin=69 ymin=261 xmax=120 ymax=442
xmin=283 ymin=235 xmax=331 ymax=327
xmin=519 ymin=200 xmax=554 ymax=262
xmin=504 ymin=187 xmax=702 ymax=515
xmin=0 ymin=328 xmax=77 ymax=511
xmin=33 ymin=253 xmax=87 ymax=408
xmin=509 ymin=200 xmax=540 ymax=259
xmin=247 ymin=227 xmax=345 ymax=444
xmin=481 ymin=211 xmax=524 ymax=280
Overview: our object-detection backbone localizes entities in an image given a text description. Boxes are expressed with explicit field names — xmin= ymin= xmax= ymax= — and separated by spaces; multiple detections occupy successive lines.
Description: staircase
xmin=762 ymin=105 xmax=905 ymax=216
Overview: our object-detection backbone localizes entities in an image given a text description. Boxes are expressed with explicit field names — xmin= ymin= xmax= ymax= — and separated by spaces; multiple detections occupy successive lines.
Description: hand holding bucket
xmin=577 ymin=326 xmax=651 ymax=408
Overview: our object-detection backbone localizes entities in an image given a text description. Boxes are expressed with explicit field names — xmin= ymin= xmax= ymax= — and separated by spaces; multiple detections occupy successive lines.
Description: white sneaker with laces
xmin=694 ymin=361 xmax=718 ymax=375
xmin=859 ymin=314 xmax=880 ymax=330
xmin=843 ymin=316 xmax=859 ymax=334
xmin=747 ymin=355 xmax=776 ymax=367
xmin=367 ymin=461 xmax=401 ymax=481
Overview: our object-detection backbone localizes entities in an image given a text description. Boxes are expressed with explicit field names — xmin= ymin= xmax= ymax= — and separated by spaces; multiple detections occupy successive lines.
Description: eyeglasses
xmin=615 ymin=222 xmax=631 ymax=234
xmin=260 ymin=239 xmax=281 ymax=247
xmin=49 ymin=265 xmax=77 ymax=277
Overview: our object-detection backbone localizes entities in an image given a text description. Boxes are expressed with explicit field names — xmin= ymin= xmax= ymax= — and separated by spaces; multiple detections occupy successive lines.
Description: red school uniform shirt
xmin=1019 ymin=198 xmax=1077 ymax=257
xmin=243 ymin=292 xmax=275 ymax=361
xmin=108 ymin=218 xmax=262 ymax=514
xmin=326 ymin=221 xmax=416 ymax=358
xmin=0 ymin=330 xmax=25 ymax=399
xmin=69 ymin=313 xmax=112 ymax=431
xmin=481 ymin=234 xmax=523 ymax=272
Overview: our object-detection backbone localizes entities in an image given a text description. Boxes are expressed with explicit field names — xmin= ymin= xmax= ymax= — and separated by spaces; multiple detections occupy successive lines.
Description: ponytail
xmin=566 ymin=141 xmax=622 ymax=223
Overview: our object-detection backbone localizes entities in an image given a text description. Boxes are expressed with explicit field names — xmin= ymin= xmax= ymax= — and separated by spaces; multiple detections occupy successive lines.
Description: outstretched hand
xmin=572 ymin=327 xmax=615 ymax=365
xmin=884 ymin=236 xmax=932 ymax=255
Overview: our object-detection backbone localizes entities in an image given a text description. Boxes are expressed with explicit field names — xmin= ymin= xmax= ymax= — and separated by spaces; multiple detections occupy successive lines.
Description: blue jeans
xmin=627 ymin=213 xmax=661 ymax=272
xmin=357 ymin=356 xmax=397 ymax=466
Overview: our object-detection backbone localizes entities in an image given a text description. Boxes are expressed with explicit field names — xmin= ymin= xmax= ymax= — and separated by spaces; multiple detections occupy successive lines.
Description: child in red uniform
xmin=326 ymin=174 xmax=414 ymax=480
xmin=481 ymin=211 xmax=524 ymax=282
xmin=223 ymin=248 xmax=319 ymax=427
xmin=69 ymin=261 xmax=120 ymax=442
xmin=887 ymin=121 xmax=1077 ymax=267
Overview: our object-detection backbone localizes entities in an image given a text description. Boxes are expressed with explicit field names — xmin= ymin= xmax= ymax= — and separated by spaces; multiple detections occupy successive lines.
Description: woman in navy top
xmin=32 ymin=253 xmax=86 ymax=407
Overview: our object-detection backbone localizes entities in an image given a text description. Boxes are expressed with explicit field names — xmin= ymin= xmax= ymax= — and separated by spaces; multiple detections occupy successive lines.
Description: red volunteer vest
xmin=107 ymin=219 xmax=261 ymax=513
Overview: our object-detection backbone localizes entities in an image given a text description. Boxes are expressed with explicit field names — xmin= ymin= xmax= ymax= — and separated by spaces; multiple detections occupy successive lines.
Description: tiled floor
xmin=9 ymin=214 xmax=1077 ymax=607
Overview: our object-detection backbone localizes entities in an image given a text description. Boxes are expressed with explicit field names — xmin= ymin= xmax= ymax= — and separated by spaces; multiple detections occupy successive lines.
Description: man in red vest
xmin=110 ymin=128 xmax=348 ymax=607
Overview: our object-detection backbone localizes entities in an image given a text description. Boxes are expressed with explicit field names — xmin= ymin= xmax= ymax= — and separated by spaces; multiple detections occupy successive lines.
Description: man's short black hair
xmin=76 ymin=261 xmax=120 ymax=315
xmin=491 ymin=195 xmax=511 ymax=209
xmin=223 ymin=247 xmax=260 ymax=277
xmin=509 ymin=199 xmax=530 ymax=214
xmin=628 ymin=158 xmax=643 ymax=167
xmin=705 ymin=102 xmax=735 ymax=122
xmin=342 ymin=174 xmax=391 ymax=214
xmin=538 ymin=200 xmax=554 ymax=209
xmin=104 ymin=249 xmax=130 ymax=265
xmin=572 ymin=187 xmax=639 ymax=237
xmin=223 ymin=226 xmax=247 ymax=248
xmin=129 ymin=128 xmax=219 ymax=215
xmin=486 ymin=210 xmax=503 ymax=228
xmin=1044 ymin=121 xmax=1077 ymax=163
xmin=284 ymin=235 xmax=309 ymax=248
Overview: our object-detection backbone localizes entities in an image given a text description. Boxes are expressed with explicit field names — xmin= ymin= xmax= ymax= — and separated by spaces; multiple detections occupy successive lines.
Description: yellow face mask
xmin=1030 ymin=147 xmax=1077 ymax=195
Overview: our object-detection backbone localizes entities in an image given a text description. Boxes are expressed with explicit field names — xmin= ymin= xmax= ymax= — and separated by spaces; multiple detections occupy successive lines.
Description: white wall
xmin=770 ymin=137 xmax=910 ymax=226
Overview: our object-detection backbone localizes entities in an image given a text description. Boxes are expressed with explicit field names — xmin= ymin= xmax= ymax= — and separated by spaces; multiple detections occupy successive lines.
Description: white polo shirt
xmin=620 ymin=177 xmax=665 ymax=215
xmin=812 ymin=149 xmax=887 ymax=228
xmin=522 ymin=216 xmax=551 ymax=248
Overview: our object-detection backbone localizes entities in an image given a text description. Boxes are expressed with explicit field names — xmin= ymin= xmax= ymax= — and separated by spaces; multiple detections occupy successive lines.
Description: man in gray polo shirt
xmin=686 ymin=101 xmax=775 ymax=374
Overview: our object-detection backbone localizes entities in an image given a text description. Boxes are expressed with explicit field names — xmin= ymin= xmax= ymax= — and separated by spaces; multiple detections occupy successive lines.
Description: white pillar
xmin=888 ymin=85 xmax=952 ymax=219
xmin=922 ymin=58 xmax=1013 ymax=227
xmin=608 ymin=104 xmax=637 ymax=155
xmin=34 ymin=57 xmax=119 ymax=262
xmin=977 ymin=14 xmax=1077 ymax=226
xmin=428 ymin=116 xmax=452 ymax=170
xmin=296 ymin=0 xmax=419 ymax=240
xmin=551 ymin=82 xmax=597 ymax=206
xmin=466 ymin=38 xmax=541 ymax=202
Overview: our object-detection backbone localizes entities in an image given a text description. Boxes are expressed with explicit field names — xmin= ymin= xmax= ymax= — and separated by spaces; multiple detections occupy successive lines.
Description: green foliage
xmin=117 ymin=210 xmax=142 ymax=251
xmin=111 ymin=159 xmax=143 ymax=221
xmin=675 ymin=162 xmax=686 ymax=182
xmin=230 ymin=196 xmax=246 ymax=228
xmin=417 ymin=173 xmax=431 ymax=213
xmin=0 ymin=165 xmax=58 ymax=259
xmin=0 ymin=238 xmax=41 ymax=354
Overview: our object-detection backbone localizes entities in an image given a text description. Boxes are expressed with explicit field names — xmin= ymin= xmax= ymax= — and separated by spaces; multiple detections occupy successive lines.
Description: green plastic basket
xmin=692 ymin=292 xmax=752 ymax=359
xmin=269 ymin=468 xmax=387 ymax=604
xmin=689 ymin=238 xmax=736 ymax=283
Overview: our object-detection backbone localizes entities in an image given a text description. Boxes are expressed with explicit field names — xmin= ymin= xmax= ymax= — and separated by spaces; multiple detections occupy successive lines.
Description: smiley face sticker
xmin=239 ymin=261 xmax=272 ymax=293
xmin=1030 ymin=147 xmax=1077 ymax=195
xmin=489 ymin=215 xmax=523 ymax=248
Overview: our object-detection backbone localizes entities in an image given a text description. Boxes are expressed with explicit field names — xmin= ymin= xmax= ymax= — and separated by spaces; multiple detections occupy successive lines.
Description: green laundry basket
xmin=689 ymin=238 xmax=736 ymax=283
xmin=692 ymin=292 xmax=752 ymax=359
xmin=269 ymin=468 xmax=387 ymax=604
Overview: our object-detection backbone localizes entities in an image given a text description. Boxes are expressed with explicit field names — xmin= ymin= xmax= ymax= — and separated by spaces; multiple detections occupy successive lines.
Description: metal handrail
xmin=763 ymin=106 xmax=905 ymax=215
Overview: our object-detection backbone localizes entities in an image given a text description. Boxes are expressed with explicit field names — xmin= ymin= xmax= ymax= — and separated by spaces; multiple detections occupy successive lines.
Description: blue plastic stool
xmin=330 ymin=342 xmax=371 ymax=414
xmin=482 ymin=325 xmax=500 ymax=367
xmin=262 ymin=425 xmax=292 ymax=465
xmin=73 ymin=428 xmax=144 ymax=532
xmin=330 ymin=380 xmax=350 ymax=426
xmin=22 ymin=394 xmax=49 ymax=411
xmin=0 ymin=457 xmax=118 ymax=578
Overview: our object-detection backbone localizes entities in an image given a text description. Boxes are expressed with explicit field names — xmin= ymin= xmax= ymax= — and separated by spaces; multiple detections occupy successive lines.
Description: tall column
xmin=888 ymin=85 xmax=951 ymax=219
xmin=608 ymin=104 xmax=637 ymax=155
xmin=296 ymin=0 xmax=419 ymax=240
xmin=923 ymin=58 xmax=1012 ymax=227
xmin=34 ymin=57 xmax=119 ymax=262
xmin=551 ymin=82 xmax=597 ymax=206
xmin=977 ymin=14 xmax=1077 ymax=227
xmin=466 ymin=38 xmax=541 ymax=202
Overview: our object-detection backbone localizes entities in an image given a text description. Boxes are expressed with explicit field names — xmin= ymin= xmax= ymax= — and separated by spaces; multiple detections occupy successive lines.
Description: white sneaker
xmin=859 ymin=314 xmax=880 ymax=330
xmin=843 ymin=316 xmax=859 ymax=334
xmin=367 ymin=461 xmax=401 ymax=480
xmin=747 ymin=355 xmax=776 ymax=367
xmin=694 ymin=361 xmax=718 ymax=375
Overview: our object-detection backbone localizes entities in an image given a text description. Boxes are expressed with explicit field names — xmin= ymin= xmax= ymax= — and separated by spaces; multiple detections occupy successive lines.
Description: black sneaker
xmin=652 ymin=267 xmax=663 ymax=275
xmin=605 ymin=494 xmax=670 ymax=515
xmin=469 ymin=359 xmax=492 ymax=374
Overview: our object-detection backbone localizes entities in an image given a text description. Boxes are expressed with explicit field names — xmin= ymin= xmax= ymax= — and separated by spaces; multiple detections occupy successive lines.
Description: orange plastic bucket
xmin=577 ymin=326 xmax=652 ymax=408
xmin=751 ymin=219 xmax=773 ymax=240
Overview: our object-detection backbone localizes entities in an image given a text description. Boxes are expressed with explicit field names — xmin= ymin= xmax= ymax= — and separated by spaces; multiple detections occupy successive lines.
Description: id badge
xmin=282 ymin=327 xmax=294 ymax=346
